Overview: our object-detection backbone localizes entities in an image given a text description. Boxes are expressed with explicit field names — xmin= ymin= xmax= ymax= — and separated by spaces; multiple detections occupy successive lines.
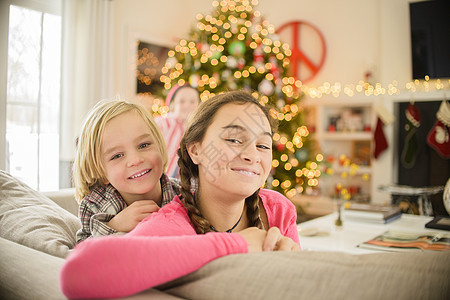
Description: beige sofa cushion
xmin=0 ymin=236 xmax=181 ymax=300
xmin=0 ymin=170 xmax=81 ymax=258
xmin=43 ymin=188 xmax=78 ymax=216
xmin=160 ymin=250 xmax=450 ymax=299
xmin=0 ymin=237 xmax=66 ymax=300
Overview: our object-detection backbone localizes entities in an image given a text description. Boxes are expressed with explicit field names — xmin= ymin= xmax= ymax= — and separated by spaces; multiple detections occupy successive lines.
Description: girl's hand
xmin=107 ymin=200 xmax=160 ymax=232
xmin=237 ymin=227 xmax=300 ymax=253
xmin=236 ymin=227 xmax=268 ymax=253
xmin=263 ymin=227 xmax=300 ymax=252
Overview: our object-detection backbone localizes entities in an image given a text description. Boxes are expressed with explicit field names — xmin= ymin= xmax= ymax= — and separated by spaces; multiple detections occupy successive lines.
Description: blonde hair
xmin=73 ymin=100 xmax=168 ymax=203
xmin=177 ymin=90 xmax=278 ymax=233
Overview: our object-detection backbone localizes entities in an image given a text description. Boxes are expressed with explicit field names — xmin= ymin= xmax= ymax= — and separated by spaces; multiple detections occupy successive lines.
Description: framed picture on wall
xmin=125 ymin=31 xmax=174 ymax=100
xmin=136 ymin=40 xmax=170 ymax=95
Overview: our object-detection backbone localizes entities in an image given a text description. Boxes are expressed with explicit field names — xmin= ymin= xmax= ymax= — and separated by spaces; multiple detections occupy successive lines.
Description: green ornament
xmin=228 ymin=40 xmax=246 ymax=56
xmin=296 ymin=149 xmax=309 ymax=162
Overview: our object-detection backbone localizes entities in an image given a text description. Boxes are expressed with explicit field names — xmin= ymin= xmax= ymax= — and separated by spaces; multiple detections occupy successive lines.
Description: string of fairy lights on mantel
xmin=301 ymin=77 xmax=450 ymax=99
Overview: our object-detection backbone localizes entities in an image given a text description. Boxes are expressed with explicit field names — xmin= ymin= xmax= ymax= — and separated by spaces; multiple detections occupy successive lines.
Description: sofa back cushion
xmin=0 ymin=170 xmax=81 ymax=258
xmin=159 ymin=250 xmax=450 ymax=299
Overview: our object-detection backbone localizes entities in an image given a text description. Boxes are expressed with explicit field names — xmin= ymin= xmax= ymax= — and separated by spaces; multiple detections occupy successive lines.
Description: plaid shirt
xmin=76 ymin=174 xmax=181 ymax=243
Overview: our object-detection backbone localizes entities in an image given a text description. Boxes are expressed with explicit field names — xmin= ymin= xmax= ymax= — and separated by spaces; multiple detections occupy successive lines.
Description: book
xmin=343 ymin=203 xmax=402 ymax=224
xmin=358 ymin=230 xmax=450 ymax=252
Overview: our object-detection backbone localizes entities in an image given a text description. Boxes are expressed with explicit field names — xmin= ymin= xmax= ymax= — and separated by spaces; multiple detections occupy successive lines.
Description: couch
xmin=1 ymin=170 xmax=449 ymax=300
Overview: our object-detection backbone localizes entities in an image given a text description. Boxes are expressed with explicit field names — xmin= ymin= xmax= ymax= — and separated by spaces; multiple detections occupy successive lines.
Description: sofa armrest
xmin=0 ymin=237 xmax=184 ymax=300
xmin=0 ymin=237 xmax=66 ymax=300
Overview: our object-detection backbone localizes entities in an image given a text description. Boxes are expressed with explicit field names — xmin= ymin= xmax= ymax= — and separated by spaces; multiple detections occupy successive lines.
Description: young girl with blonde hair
xmin=73 ymin=100 xmax=181 ymax=242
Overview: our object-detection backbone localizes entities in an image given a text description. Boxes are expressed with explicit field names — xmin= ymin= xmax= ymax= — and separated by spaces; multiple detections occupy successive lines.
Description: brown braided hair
xmin=177 ymin=90 xmax=278 ymax=234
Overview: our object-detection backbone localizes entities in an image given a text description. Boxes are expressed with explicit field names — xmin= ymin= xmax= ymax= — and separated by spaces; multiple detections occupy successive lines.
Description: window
xmin=6 ymin=3 xmax=61 ymax=191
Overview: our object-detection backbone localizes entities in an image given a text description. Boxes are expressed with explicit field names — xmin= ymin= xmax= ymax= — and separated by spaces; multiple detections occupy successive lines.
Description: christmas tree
xmin=157 ymin=0 xmax=321 ymax=198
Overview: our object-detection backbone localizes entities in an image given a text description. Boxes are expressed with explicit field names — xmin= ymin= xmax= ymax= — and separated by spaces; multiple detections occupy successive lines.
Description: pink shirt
xmin=60 ymin=189 xmax=300 ymax=299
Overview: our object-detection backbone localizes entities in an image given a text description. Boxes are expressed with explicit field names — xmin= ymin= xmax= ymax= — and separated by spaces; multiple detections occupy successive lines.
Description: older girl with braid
xmin=60 ymin=91 xmax=300 ymax=299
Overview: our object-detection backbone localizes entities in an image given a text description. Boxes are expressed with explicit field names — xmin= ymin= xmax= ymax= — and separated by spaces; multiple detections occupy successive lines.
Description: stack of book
xmin=343 ymin=203 xmax=402 ymax=224
xmin=358 ymin=230 xmax=450 ymax=252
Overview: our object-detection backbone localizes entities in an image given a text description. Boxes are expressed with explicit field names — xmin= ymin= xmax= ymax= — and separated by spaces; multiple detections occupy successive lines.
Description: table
xmin=296 ymin=213 xmax=447 ymax=254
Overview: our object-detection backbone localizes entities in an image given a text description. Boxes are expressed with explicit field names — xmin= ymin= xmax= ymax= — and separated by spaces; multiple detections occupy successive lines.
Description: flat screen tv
xmin=409 ymin=0 xmax=450 ymax=80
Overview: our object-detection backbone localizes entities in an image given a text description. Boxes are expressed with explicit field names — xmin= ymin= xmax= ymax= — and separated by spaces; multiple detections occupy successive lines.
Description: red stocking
xmin=373 ymin=117 xmax=388 ymax=159
xmin=427 ymin=101 xmax=450 ymax=158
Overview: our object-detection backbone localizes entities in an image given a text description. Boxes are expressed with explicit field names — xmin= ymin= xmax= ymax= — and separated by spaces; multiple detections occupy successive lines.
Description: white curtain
xmin=60 ymin=0 xmax=114 ymax=161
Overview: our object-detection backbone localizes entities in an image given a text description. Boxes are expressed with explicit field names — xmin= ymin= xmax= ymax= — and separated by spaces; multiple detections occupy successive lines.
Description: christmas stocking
xmin=401 ymin=103 xmax=421 ymax=168
xmin=373 ymin=100 xmax=394 ymax=159
xmin=427 ymin=100 xmax=450 ymax=158
xmin=373 ymin=117 xmax=388 ymax=159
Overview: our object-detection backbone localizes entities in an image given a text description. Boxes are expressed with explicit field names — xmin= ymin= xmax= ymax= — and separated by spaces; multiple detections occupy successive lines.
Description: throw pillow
xmin=0 ymin=170 xmax=80 ymax=258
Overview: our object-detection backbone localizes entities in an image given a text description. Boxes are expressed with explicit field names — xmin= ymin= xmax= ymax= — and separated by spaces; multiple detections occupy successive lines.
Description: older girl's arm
xmin=60 ymin=233 xmax=247 ymax=299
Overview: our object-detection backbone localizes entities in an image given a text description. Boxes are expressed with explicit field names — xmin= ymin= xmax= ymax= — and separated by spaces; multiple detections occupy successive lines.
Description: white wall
xmin=112 ymin=0 xmax=214 ymax=99
xmin=262 ymin=0 xmax=381 ymax=86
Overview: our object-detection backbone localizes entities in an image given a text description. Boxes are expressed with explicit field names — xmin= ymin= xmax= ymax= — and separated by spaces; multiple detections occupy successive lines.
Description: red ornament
xmin=326 ymin=155 xmax=335 ymax=163
xmin=253 ymin=43 xmax=264 ymax=67
xmin=237 ymin=57 xmax=245 ymax=70
xmin=276 ymin=143 xmax=285 ymax=152
xmin=269 ymin=55 xmax=280 ymax=83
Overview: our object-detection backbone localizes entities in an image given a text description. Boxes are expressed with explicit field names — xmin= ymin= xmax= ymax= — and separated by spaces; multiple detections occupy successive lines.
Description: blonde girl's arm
xmin=76 ymin=198 xmax=119 ymax=243
xmin=75 ymin=199 xmax=97 ymax=242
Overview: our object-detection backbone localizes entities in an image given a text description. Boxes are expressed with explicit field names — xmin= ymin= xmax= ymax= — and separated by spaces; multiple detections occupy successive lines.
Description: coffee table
xmin=297 ymin=212 xmax=446 ymax=254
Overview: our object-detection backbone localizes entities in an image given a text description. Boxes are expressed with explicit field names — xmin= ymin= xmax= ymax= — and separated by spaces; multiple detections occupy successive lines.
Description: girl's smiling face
xmin=100 ymin=110 xmax=163 ymax=204
xmin=188 ymin=102 xmax=273 ymax=200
